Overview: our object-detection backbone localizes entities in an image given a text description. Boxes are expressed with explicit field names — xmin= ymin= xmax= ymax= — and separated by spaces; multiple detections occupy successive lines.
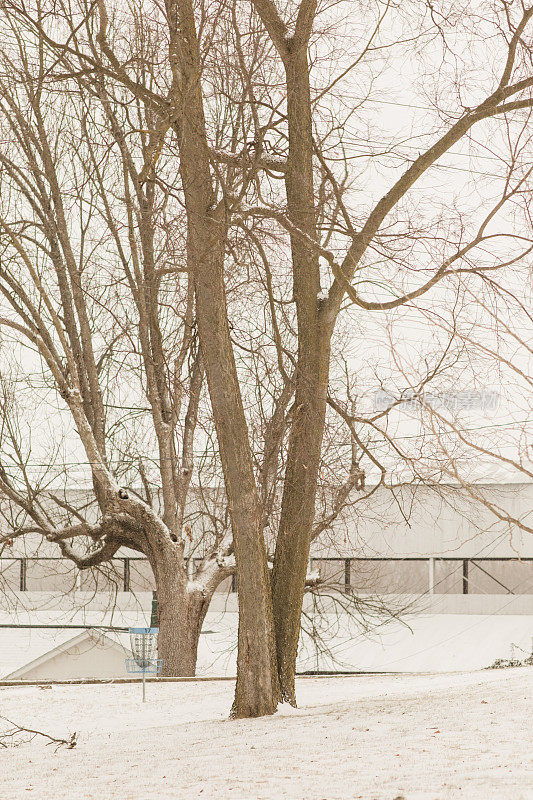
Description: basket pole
xmin=142 ymin=631 xmax=147 ymax=701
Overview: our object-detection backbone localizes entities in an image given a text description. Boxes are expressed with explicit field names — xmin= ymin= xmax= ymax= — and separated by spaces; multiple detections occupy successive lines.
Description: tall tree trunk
xmin=191 ymin=217 xmax=279 ymax=718
xmin=271 ymin=47 xmax=331 ymax=704
xmin=171 ymin=0 xmax=280 ymax=717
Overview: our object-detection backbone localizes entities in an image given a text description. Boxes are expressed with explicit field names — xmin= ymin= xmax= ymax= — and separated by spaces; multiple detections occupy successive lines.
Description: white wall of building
xmin=313 ymin=483 xmax=533 ymax=559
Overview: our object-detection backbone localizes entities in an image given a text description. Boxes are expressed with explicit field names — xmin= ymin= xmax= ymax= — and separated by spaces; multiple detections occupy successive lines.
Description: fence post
xmin=19 ymin=558 xmax=27 ymax=592
xmin=123 ymin=558 xmax=130 ymax=592
xmin=344 ymin=559 xmax=351 ymax=593
xmin=428 ymin=557 xmax=435 ymax=594
xmin=462 ymin=559 xmax=469 ymax=594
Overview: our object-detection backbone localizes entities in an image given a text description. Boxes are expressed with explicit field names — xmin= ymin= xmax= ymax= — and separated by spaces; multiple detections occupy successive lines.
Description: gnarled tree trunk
xmin=148 ymin=544 xmax=211 ymax=677
xmin=157 ymin=586 xmax=207 ymax=677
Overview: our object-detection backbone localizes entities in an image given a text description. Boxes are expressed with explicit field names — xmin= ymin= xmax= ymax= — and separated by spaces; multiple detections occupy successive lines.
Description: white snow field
xmin=1 ymin=668 xmax=531 ymax=800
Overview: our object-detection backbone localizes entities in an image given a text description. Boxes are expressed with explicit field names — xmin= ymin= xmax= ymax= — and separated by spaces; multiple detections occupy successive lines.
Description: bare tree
xmin=230 ymin=0 xmax=533 ymax=704
xmin=1 ymin=0 xmax=532 ymax=717
xmin=0 ymin=28 xmax=235 ymax=676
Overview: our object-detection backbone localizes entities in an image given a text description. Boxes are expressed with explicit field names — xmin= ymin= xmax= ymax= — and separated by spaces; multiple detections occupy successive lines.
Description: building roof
xmin=1 ymin=628 xmax=131 ymax=680
xmin=0 ymin=592 xmax=150 ymax=679
xmin=0 ymin=592 xmax=232 ymax=679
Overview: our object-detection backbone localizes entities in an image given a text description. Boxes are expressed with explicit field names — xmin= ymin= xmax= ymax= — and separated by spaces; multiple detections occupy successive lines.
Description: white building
xmin=310 ymin=482 xmax=533 ymax=614
xmin=0 ymin=482 xmax=532 ymax=680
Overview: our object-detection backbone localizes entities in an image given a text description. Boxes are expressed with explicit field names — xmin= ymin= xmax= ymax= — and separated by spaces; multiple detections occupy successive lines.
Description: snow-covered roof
xmin=0 ymin=591 xmax=153 ymax=626
xmin=0 ymin=592 xmax=236 ymax=679
xmin=1 ymin=628 xmax=131 ymax=680
xmin=0 ymin=592 xmax=151 ymax=678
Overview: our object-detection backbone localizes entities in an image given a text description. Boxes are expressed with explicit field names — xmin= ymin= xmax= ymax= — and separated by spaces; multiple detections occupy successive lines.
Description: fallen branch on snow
xmin=0 ymin=716 xmax=77 ymax=750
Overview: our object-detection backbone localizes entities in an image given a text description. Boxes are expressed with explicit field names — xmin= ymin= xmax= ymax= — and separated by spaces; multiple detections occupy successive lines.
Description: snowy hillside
xmin=1 ymin=669 xmax=531 ymax=799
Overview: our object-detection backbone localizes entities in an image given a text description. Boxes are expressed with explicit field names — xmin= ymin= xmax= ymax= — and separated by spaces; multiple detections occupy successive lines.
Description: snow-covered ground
xmin=1 ymin=668 xmax=531 ymax=800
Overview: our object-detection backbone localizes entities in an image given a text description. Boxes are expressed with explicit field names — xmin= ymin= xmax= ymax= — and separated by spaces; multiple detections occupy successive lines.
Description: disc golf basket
xmin=126 ymin=627 xmax=162 ymax=701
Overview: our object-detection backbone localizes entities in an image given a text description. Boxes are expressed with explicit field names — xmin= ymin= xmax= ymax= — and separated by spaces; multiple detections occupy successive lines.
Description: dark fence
xmin=309 ymin=556 xmax=533 ymax=595
xmin=1 ymin=556 xmax=532 ymax=595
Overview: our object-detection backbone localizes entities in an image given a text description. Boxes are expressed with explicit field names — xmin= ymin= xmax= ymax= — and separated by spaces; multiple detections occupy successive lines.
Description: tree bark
xmin=147 ymin=541 xmax=209 ymax=677
xmin=157 ymin=583 xmax=205 ymax=677
xmin=171 ymin=0 xmax=280 ymax=717
xmin=191 ymin=215 xmax=279 ymax=718
xmin=271 ymin=46 xmax=331 ymax=705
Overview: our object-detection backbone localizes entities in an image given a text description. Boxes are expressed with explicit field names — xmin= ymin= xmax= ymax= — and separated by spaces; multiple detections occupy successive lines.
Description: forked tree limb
xmin=0 ymin=716 xmax=77 ymax=750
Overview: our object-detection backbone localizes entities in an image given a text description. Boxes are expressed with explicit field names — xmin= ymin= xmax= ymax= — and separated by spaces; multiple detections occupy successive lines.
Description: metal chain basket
xmin=126 ymin=627 xmax=162 ymax=674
